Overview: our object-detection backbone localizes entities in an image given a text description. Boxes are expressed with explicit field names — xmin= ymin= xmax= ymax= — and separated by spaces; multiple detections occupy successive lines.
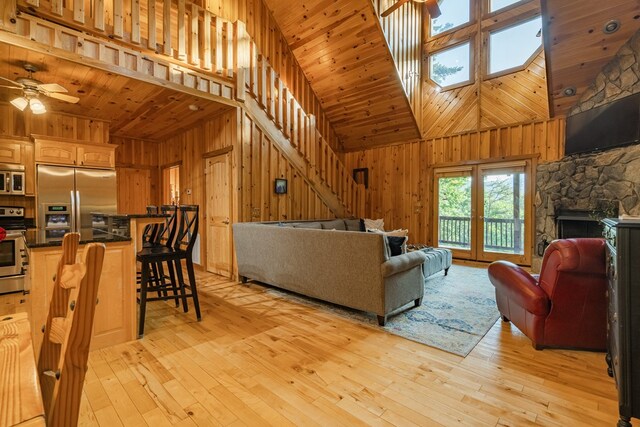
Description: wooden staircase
xmin=1 ymin=0 xmax=364 ymax=218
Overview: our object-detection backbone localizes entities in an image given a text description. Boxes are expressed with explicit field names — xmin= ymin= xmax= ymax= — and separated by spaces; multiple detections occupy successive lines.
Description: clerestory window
xmin=430 ymin=0 xmax=472 ymax=37
xmin=429 ymin=41 xmax=472 ymax=89
xmin=487 ymin=15 xmax=543 ymax=76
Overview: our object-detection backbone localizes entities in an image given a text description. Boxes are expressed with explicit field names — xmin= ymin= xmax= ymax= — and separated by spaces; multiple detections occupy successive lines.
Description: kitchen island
xmin=25 ymin=228 xmax=135 ymax=354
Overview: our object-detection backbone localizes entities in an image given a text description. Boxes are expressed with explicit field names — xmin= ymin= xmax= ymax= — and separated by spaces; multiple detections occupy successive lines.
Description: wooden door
xmin=477 ymin=160 xmax=532 ymax=265
xmin=77 ymin=144 xmax=115 ymax=168
xmin=206 ymin=154 xmax=232 ymax=277
xmin=433 ymin=166 xmax=477 ymax=260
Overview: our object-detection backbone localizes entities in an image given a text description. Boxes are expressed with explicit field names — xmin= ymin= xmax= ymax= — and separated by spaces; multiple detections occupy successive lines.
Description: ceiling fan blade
xmin=0 ymin=76 xmax=22 ymax=88
xmin=381 ymin=0 xmax=411 ymax=17
xmin=38 ymin=83 xmax=68 ymax=93
xmin=425 ymin=0 xmax=441 ymax=18
xmin=0 ymin=85 xmax=22 ymax=90
xmin=46 ymin=92 xmax=80 ymax=104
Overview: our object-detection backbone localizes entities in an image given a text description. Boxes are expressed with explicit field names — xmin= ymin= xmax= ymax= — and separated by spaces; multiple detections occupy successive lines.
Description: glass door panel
xmin=434 ymin=168 xmax=475 ymax=259
xmin=478 ymin=162 xmax=531 ymax=264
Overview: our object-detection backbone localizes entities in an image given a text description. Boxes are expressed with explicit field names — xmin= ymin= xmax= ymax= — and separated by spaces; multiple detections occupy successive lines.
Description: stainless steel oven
xmin=0 ymin=206 xmax=27 ymax=295
xmin=0 ymin=164 xmax=26 ymax=195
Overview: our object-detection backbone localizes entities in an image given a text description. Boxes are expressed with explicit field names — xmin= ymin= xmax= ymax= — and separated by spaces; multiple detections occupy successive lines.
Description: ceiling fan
xmin=381 ymin=0 xmax=441 ymax=18
xmin=0 ymin=63 xmax=80 ymax=115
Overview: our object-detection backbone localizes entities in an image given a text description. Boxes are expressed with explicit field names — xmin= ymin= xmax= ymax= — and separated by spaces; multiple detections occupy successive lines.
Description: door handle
xmin=222 ymin=219 xmax=230 ymax=225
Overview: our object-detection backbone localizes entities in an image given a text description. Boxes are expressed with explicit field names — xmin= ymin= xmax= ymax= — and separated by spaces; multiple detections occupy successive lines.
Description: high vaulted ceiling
xmin=0 ymin=43 xmax=232 ymax=141
xmin=262 ymin=0 xmax=421 ymax=151
xmin=542 ymin=0 xmax=640 ymax=116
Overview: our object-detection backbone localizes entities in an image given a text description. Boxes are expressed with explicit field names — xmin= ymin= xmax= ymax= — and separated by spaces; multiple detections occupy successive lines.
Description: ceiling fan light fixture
xmin=29 ymin=98 xmax=47 ymax=114
xmin=10 ymin=97 xmax=28 ymax=111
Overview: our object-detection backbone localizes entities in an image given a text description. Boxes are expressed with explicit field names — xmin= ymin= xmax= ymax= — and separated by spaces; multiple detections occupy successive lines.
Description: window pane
xmin=483 ymin=172 xmax=525 ymax=255
xmin=489 ymin=0 xmax=521 ymax=13
xmin=489 ymin=16 xmax=542 ymax=74
xmin=430 ymin=0 xmax=470 ymax=37
xmin=438 ymin=176 xmax=472 ymax=250
xmin=430 ymin=42 xmax=471 ymax=88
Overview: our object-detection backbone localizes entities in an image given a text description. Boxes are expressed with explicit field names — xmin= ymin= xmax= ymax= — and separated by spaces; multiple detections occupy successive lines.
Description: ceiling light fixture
xmin=29 ymin=98 xmax=47 ymax=114
xmin=603 ymin=19 xmax=621 ymax=34
xmin=563 ymin=86 xmax=577 ymax=97
xmin=10 ymin=97 xmax=28 ymax=111
xmin=188 ymin=104 xmax=199 ymax=111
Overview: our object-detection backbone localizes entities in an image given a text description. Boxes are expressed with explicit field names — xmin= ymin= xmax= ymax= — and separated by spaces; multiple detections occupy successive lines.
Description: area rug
xmin=264 ymin=265 xmax=500 ymax=357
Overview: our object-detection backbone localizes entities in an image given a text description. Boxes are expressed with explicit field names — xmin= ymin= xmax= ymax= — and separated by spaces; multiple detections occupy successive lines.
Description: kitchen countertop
xmin=24 ymin=228 xmax=131 ymax=249
xmin=91 ymin=213 xmax=170 ymax=219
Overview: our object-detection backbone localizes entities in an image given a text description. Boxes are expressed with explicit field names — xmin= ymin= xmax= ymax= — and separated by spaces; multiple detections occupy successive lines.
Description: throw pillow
xmin=386 ymin=236 xmax=407 ymax=256
xmin=344 ymin=218 xmax=362 ymax=232
xmin=364 ymin=218 xmax=384 ymax=231
xmin=384 ymin=228 xmax=409 ymax=237
xmin=321 ymin=219 xmax=347 ymax=230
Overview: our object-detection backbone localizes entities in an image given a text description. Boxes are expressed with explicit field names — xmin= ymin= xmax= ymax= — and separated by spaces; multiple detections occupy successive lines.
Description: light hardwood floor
xmin=78 ymin=268 xmax=619 ymax=426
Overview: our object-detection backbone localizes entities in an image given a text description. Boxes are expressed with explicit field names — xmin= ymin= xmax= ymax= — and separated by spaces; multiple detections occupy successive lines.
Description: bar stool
xmin=136 ymin=205 xmax=201 ymax=337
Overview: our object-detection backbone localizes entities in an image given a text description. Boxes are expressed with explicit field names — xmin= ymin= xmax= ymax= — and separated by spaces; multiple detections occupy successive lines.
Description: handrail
xmin=7 ymin=0 xmax=365 ymax=217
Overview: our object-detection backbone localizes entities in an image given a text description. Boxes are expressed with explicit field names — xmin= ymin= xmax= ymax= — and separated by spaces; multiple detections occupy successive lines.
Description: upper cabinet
xmin=0 ymin=139 xmax=22 ymax=164
xmin=34 ymin=137 xmax=115 ymax=169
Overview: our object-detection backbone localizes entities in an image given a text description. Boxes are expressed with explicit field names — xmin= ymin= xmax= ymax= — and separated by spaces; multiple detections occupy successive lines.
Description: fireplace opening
xmin=555 ymin=208 xmax=608 ymax=239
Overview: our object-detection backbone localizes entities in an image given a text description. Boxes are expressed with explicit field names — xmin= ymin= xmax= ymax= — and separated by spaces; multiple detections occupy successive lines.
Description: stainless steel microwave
xmin=0 ymin=164 xmax=25 ymax=195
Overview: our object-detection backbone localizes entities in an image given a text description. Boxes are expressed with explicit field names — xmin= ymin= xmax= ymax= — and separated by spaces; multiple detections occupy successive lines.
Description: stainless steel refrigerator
xmin=37 ymin=165 xmax=117 ymax=238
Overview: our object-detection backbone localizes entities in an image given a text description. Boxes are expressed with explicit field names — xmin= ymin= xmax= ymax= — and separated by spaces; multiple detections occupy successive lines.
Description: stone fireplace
xmin=532 ymin=29 xmax=640 ymax=271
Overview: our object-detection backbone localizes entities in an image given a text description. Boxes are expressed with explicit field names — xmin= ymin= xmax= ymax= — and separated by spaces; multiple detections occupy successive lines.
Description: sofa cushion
xmin=344 ymin=219 xmax=363 ymax=232
xmin=321 ymin=219 xmax=346 ymax=230
xmin=293 ymin=222 xmax=323 ymax=229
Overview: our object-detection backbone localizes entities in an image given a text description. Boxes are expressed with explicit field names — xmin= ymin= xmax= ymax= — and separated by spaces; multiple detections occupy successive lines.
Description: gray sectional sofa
xmin=232 ymin=219 xmax=427 ymax=325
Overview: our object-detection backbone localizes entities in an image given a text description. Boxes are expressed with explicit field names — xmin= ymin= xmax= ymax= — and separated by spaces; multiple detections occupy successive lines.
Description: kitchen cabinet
xmin=28 ymin=240 xmax=135 ymax=354
xmin=77 ymin=144 xmax=115 ymax=168
xmin=34 ymin=139 xmax=77 ymax=165
xmin=0 ymin=139 xmax=22 ymax=164
xmin=34 ymin=137 xmax=116 ymax=169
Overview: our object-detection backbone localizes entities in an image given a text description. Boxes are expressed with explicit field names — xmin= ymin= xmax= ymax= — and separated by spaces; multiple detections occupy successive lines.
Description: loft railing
xmin=5 ymin=0 xmax=365 ymax=217
xmin=439 ymin=216 xmax=524 ymax=253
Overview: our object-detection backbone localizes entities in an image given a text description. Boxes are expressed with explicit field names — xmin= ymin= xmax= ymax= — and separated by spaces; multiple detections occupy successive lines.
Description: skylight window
xmin=430 ymin=0 xmax=471 ymax=37
xmin=488 ymin=16 xmax=543 ymax=75
xmin=429 ymin=42 xmax=472 ymax=88
xmin=489 ymin=0 xmax=522 ymax=13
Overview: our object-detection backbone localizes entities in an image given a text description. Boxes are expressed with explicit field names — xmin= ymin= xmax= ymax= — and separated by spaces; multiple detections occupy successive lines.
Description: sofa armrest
xmin=488 ymin=261 xmax=549 ymax=316
xmin=381 ymin=251 xmax=427 ymax=278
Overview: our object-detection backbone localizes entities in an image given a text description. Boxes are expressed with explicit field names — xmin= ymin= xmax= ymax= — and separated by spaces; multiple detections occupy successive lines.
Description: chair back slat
xmin=38 ymin=235 xmax=106 ymax=427
xmin=174 ymin=205 xmax=199 ymax=254
xmin=158 ymin=205 xmax=179 ymax=248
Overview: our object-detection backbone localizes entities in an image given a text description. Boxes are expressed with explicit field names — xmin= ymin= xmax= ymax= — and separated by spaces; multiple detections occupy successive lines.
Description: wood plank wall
xmin=344 ymin=118 xmax=565 ymax=244
xmin=422 ymin=0 xmax=549 ymax=138
xmin=111 ymin=136 xmax=160 ymax=214
xmin=156 ymin=107 xmax=336 ymax=264
xmin=0 ymin=103 xmax=110 ymax=144
xmin=374 ymin=0 xmax=422 ymax=126
xmin=202 ymin=0 xmax=342 ymax=151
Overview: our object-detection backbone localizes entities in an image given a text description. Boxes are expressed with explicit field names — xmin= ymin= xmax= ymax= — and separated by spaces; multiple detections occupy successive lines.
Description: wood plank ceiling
xmin=0 ymin=43 xmax=232 ymax=141
xmin=262 ymin=0 xmax=421 ymax=151
xmin=542 ymin=0 xmax=640 ymax=116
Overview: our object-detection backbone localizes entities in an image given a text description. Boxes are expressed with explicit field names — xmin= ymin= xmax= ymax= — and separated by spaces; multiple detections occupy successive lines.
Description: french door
xmin=434 ymin=160 xmax=532 ymax=265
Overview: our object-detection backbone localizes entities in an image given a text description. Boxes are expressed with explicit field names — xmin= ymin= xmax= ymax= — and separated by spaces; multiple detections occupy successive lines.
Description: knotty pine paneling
xmin=422 ymin=1 xmax=550 ymax=139
xmin=344 ymin=118 xmax=565 ymax=244
xmin=112 ymin=136 xmax=159 ymax=167
xmin=112 ymin=136 xmax=161 ymax=213
xmin=0 ymin=103 xmax=110 ymax=144
xmin=239 ymin=111 xmax=335 ymax=223
xmin=157 ymin=107 xmax=337 ymax=264
xmin=375 ymin=0 xmax=423 ymax=123
xmin=203 ymin=0 xmax=342 ymax=152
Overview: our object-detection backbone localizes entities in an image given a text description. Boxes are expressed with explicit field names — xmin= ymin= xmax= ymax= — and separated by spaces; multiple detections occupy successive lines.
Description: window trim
xmin=483 ymin=0 xmax=533 ymax=18
xmin=428 ymin=38 xmax=476 ymax=91
xmin=483 ymin=14 xmax=543 ymax=80
xmin=428 ymin=0 xmax=475 ymax=40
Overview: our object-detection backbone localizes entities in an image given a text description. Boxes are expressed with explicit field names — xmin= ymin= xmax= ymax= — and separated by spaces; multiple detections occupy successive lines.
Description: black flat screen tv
xmin=565 ymin=92 xmax=640 ymax=156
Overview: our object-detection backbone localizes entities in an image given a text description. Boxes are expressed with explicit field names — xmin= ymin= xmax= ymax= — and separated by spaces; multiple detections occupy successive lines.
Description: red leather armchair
xmin=488 ymin=238 xmax=607 ymax=350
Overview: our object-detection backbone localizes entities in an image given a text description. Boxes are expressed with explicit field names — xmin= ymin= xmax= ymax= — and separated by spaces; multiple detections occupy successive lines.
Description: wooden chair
xmin=37 ymin=233 xmax=106 ymax=427
xmin=136 ymin=205 xmax=201 ymax=337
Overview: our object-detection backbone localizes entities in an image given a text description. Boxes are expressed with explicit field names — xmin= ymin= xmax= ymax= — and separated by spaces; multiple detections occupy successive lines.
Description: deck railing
xmin=439 ymin=216 xmax=524 ymax=253
xmin=6 ymin=0 xmax=364 ymax=217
